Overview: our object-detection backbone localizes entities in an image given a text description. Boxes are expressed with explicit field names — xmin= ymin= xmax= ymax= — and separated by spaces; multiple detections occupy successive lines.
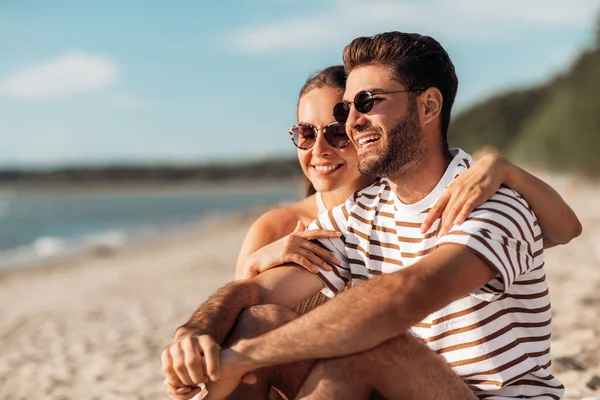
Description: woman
xmin=235 ymin=65 xmax=581 ymax=281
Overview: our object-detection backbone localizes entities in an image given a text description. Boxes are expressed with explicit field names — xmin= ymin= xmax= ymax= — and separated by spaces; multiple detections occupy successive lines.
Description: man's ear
xmin=420 ymin=87 xmax=443 ymax=125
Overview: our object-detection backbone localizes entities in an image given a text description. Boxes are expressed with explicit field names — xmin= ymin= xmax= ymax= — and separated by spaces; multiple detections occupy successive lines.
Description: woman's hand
xmin=421 ymin=154 xmax=508 ymax=237
xmin=239 ymin=221 xmax=342 ymax=279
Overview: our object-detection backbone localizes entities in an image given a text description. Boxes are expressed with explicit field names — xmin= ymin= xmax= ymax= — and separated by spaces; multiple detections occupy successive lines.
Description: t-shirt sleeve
xmin=306 ymin=201 xmax=353 ymax=298
xmin=435 ymin=187 xmax=543 ymax=302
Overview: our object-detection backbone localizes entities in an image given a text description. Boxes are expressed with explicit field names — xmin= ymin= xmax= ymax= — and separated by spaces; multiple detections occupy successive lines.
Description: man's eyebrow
xmin=369 ymin=87 xmax=391 ymax=93
xmin=343 ymin=87 xmax=391 ymax=102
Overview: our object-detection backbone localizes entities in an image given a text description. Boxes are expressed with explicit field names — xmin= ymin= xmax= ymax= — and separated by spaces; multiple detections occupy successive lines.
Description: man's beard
xmin=358 ymin=103 xmax=424 ymax=178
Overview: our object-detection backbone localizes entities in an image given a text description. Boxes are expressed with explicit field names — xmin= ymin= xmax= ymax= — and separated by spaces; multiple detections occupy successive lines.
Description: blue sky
xmin=1 ymin=0 xmax=599 ymax=168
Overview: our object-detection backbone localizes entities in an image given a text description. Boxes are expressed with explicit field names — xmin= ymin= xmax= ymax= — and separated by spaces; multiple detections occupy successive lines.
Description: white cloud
xmin=0 ymin=51 xmax=119 ymax=99
xmin=223 ymin=0 xmax=600 ymax=53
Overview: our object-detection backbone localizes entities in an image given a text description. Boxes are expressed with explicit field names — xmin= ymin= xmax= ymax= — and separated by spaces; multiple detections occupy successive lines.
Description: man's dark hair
xmin=343 ymin=32 xmax=458 ymax=151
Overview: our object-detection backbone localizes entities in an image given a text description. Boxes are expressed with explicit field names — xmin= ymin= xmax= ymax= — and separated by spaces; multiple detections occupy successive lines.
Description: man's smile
xmin=353 ymin=133 xmax=382 ymax=150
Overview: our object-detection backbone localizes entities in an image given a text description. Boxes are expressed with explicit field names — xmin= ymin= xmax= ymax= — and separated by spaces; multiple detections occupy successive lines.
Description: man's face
xmin=343 ymin=65 xmax=424 ymax=178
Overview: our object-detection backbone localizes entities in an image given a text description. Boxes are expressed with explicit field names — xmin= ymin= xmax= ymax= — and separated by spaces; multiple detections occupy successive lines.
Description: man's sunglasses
xmin=333 ymin=89 xmax=424 ymax=124
xmin=288 ymin=122 xmax=350 ymax=150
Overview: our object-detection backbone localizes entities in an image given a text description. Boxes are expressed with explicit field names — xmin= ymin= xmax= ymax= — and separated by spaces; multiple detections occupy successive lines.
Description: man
xmin=162 ymin=32 xmax=564 ymax=399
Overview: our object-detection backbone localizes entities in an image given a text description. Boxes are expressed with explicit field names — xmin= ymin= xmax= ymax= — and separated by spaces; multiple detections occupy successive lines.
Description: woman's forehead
xmin=298 ymin=87 xmax=342 ymax=123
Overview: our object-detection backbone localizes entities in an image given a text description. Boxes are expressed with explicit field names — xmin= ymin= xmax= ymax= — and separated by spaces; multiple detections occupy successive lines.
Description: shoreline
xmin=0 ymin=180 xmax=301 ymax=275
xmin=0 ymin=178 xmax=303 ymax=196
xmin=0 ymin=206 xmax=264 ymax=278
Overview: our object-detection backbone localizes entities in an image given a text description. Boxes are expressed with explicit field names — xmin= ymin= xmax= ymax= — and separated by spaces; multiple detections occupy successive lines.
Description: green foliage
xmin=449 ymin=86 xmax=548 ymax=153
xmin=449 ymin=36 xmax=600 ymax=175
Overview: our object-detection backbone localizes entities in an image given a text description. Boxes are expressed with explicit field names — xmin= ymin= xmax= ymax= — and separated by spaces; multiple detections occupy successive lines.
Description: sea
xmin=0 ymin=183 xmax=300 ymax=272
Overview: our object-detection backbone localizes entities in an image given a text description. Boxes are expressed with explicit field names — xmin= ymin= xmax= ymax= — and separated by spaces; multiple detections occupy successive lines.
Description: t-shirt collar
xmin=391 ymin=148 xmax=471 ymax=214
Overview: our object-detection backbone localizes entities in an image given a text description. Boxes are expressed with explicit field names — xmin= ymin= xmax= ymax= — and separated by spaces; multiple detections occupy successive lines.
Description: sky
xmin=1 ymin=0 xmax=599 ymax=168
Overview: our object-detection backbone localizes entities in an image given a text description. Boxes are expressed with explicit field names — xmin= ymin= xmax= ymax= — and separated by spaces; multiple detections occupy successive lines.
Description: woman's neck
xmin=321 ymin=176 xmax=376 ymax=210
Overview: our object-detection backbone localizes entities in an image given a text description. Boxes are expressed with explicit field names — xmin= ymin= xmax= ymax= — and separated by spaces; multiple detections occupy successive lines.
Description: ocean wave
xmin=0 ymin=185 xmax=297 ymax=273
xmin=0 ymin=230 xmax=131 ymax=272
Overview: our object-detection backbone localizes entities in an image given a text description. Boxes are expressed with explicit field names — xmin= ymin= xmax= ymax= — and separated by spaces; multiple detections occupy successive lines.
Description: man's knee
xmin=226 ymin=306 xmax=307 ymax=399
xmin=298 ymin=357 xmax=371 ymax=399
xmin=241 ymin=304 xmax=297 ymax=325
xmin=301 ymin=333 xmax=433 ymax=389
xmin=301 ymin=333 xmax=473 ymax=400
xmin=237 ymin=304 xmax=297 ymax=332
xmin=363 ymin=331 xmax=424 ymax=364
xmin=225 ymin=305 xmax=298 ymax=346
xmin=311 ymin=331 xmax=419 ymax=371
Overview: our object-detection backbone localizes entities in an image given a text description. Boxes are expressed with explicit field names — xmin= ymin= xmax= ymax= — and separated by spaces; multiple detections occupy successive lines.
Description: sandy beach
xmin=0 ymin=177 xmax=598 ymax=400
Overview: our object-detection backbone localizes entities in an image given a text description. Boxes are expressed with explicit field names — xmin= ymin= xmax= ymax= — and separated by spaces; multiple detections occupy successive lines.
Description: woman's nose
xmin=312 ymin=129 xmax=332 ymax=157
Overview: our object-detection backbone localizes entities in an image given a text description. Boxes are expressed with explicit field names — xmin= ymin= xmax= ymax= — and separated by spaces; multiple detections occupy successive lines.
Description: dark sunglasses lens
xmin=333 ymin=102 xmax=350 ymax=124
xmin=354 ymin=91 xmax=374 ymax=113
xmin=291 ymin=125 xmax=315 ymax=150
xmin=324 ymin=124 xmax=350 ymax=148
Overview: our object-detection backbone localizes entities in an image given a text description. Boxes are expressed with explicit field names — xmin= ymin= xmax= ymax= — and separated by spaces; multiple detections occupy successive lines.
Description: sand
xmin=0 ymin=178 xmax=598 ymax=400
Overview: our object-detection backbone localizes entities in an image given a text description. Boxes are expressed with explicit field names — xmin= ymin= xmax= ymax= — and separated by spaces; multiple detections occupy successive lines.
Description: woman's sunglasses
xmin=288 ymin=122 xmax=350 ymax=150
xmin=333 ymin=89 xmax=424 ymax=124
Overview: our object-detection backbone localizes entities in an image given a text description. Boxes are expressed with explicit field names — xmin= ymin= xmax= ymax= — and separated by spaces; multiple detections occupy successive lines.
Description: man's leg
xmin=296 ymin=331 xmax=477 ymax=400
xmin=223 ymin=305 xmax=314 ymax=400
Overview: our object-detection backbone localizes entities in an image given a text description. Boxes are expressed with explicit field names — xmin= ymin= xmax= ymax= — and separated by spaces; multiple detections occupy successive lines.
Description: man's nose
xmin=346 ymin=106 xmax=368 ymax=139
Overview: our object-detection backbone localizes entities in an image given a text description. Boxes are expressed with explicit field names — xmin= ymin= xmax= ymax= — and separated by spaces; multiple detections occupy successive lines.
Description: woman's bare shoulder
xmin=251 ymin=197 xmax=317 ymax=237
xmin=255 ymin=206 xmax=299 ymax=228
xmin=284 ymin=195 xmax=319 ymax=226
xmin=236 ymin=196 xmax=321 ymax=269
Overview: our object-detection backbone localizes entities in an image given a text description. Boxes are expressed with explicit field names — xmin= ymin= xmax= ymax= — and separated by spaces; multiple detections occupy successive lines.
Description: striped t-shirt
xmin=309 ymin=148 xmax=564 ymax=399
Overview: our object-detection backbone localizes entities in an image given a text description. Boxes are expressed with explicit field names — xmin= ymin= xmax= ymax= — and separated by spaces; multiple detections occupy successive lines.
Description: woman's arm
xmin=235 ymin=209 xmax=296 ymax=279
xmin=421 ymin=154 xmax=582 ymax=248
xmin=501 ymin=158 xmax=582 ymax=247
xmin=235 ymin=207 xmax=340 ymax=280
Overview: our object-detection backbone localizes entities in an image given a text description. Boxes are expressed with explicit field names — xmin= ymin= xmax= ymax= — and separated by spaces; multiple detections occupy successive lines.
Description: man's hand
xmin=163 ymin=345 xmax=259 ymax=400
xmin=202 ymin=347 xmax=258 ymax=400
xmin=161 ymin=334 xmax=221 ymax=399
xmin=164 ymin=380 xmax=203 ymax=400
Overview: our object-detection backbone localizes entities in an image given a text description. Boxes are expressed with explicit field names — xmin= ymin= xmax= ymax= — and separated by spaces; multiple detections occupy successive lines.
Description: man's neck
xmin=324 ymin=176 xmax=377 ymax=209
xmin=389 ymin=150 xmax=452 ymax=205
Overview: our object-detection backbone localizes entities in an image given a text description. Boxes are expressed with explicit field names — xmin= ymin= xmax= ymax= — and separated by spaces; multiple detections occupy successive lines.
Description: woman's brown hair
xmin=297 ymin=65 xmax=347 ymax=196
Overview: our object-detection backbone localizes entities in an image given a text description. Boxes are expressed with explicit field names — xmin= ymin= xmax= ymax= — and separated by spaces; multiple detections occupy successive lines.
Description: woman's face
xmin=296 ymin=87 xmax=363 ymax=193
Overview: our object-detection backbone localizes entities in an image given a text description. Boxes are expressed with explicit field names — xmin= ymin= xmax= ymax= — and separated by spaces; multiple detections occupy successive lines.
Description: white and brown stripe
xmin=309 ymin=149 xmax=563 ymax=399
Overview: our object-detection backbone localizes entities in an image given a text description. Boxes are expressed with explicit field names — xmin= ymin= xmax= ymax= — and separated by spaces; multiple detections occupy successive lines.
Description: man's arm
xmin=162 ymin=266 xmax=323 ymax=397
xmin=175 ymin=266 xmax=324 ymax=342
xmin=501 ymin=158 xmax=581 ymax=247
xmin=227 ymin=244 xmax=495 ymax=369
